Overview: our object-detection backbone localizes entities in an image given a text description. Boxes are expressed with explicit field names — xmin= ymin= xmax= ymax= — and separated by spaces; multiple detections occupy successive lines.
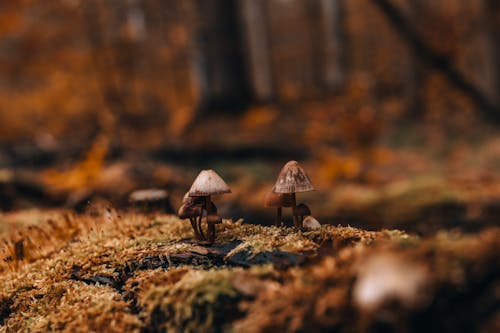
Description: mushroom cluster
xmin=178 ymin=170 xmax=230 ymax=244
xmin=266 ymin=160 xmax=319 ymax=229
xmin=176 ymin=161 xmax=319 ymax=244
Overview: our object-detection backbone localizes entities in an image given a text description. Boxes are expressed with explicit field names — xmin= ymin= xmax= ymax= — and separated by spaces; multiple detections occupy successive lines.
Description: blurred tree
xmin=239 ymin=0 xmax=346 ymax=103
xmin=196 ymin=0 xmax=250 ymax=110
xmin=318 ymin=0 xmax=346 ymax=91
xmin=402 ymin=0 xmax=424 ymax=118
xmin=482 ymin=0 xmax=500 ymax=110
xmin=372 ymin=0 xmax=500 ymax=123
xmin=82 ymin=0 xmax=202 ymax=143
xmin=239 ymin=0 xmax=273 ymax=101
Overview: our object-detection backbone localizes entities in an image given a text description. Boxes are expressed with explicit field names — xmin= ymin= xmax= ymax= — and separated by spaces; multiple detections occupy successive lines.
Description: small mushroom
xmin=296 ymin=203 xmax=311 ymax=217
xmin=207 ymin=213 xmax=222 ymax=224
xmin=129 ymin=188 xmax=174 ymax=213
xmin=302 ymin=215 xmax=321 ymax=229
xmin=273 ymin=161 xmax=315 ymax=229
xmin=178 ymin=203 xmax=202 ymax=239
xmin=264 ymin=189 xmax=293 ymax=226
xmin=178 ymin=203 xmax=201 ymax=219
xmin=186 ymin=169 xmax=231 ymax=244
xmin=206 ymin=213 xmax=222 ymax=243
xmin=180 ymin=191 xmax=205 ymax=239
xmin=296 ymin=203 xmax=312 ymax=226
xmin=188 ymin=170 xmax=231 ymax=197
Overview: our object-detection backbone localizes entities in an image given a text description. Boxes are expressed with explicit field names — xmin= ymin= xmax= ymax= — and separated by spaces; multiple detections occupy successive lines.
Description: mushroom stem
xmin=205 ymin=196 xmax=216 ymax=243
xmin=189 ymin=217 xmax=201 ymax=240
xmin=276 ymin=207 xmax=282 ymax=227
xmin=207 ymin=222 xmax=215 ymax=244
xmin=291 ymin=192 xmax=300 ymax=229
xmin=198 ymin=205 xmax=206 ymax=240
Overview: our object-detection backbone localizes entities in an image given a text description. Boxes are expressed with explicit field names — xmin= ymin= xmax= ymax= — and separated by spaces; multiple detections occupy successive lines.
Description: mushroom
xmin=273 ymin=160 xmax=315 ymax=229
xmin=204 ymin=202 xmax=219 ymax=242
xmin=129 ymin=188 xmax=174 ymax=213
xmin=296 ymin=203 xmax=311 ymax=224
xmin=207 ymin=213 xmax=222 ymax=224
xmin=206 ymin=213 xmax=222 ymax=243
xmin=179 ymin=191 xmax=205 ymax=239
xmin=264 ymin=189 xmax=293 ymax=226
xmin=187 ymin=169 xmax=231 ymax=243
xmin=182 ymin=191 xmax=204 ymax=206
xmin=302 ymin=216 xmax=321 ymax=229
xmin=178 ymin=202 xmax=202 ymax=239
xmin=295 ymin=203 xmax=320 ymax=229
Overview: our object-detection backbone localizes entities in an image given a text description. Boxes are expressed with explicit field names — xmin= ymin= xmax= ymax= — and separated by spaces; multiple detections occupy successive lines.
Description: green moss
xmin=141 ymin=269 xmax=244 ymax=333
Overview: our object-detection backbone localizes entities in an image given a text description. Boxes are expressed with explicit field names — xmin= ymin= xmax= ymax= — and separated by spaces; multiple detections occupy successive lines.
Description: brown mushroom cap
xmin=273 ymin=160 xmax=315 ymax=193
xmin=296 ymin=203 xmax=311 ymax=216
xmin=182 ymin=192 xmax=203 ymax=205
xmin=178 ymin=203 xmax=201 ymax=219
xmin=207 ymin=213 xmax=222 ymax=224
xmin=264 ymin=190 xmax=293 ymax=207
xmin=188 ymin=170 xmax=231 ymax=197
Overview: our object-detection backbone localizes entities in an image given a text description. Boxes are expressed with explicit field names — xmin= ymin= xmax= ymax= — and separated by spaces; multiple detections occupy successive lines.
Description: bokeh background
xmin=1 ymin=0 xmax=499 ymax=233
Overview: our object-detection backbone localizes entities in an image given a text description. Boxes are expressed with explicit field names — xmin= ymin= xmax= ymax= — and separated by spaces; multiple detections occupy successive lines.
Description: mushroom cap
xmin=296 ymin=203 xmax=311 ymax=216
xmin=178 ymin=203 xmax=201 ymax=219
xmin=273 ymin=160 xmax=314 ymax=193
xmin=182 ymin=192 xmax=203 ymax=205
xmin=188 ymin=170 xmax=231 ymax=197
xmin=207 ymin=213 xmax=222 ymax=224
xmin=263 ymin=190 xmax=293 ymax=207
xmin=129 ymin=189 xmax=168 ymax=202
xmin=303 ymin=216 xmax=321 ymax=229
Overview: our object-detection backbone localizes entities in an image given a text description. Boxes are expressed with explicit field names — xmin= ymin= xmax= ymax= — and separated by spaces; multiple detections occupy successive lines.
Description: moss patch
xmin=0 ymin=211 xmax=497 ymax=332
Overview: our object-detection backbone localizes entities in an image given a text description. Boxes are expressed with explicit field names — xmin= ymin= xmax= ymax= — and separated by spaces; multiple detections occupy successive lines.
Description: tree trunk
xmin=238 ymin=0 xmax=274 ymax=102
xmin=402 ymin=0 xmax=423 ymax=118
xmin=319 ymin=0 xmax=346 ymax=91
xmin=482 ymin=0 xmax=500 ymax=110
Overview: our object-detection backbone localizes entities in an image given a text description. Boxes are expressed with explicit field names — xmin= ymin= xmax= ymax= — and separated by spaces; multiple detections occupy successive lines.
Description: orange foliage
xmin=241 ymin=106 xmax=279 ymax=130
xmin=43 ymin=136 xmax=109 ymax=193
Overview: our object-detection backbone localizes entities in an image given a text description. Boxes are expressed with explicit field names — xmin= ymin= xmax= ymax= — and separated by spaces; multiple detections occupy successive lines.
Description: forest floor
xmin=1 ymin=106 xmax=500 ymax=332
xmin=0 ymin=210 xmax=498 ymax=332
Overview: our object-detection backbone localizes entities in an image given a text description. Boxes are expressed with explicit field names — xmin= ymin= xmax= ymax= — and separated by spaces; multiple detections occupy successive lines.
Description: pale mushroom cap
xmin=188 ymin=170 xmax=231 ymax=197
xmin=263 ymin=190 xmax=293 ymax=207
xmin=182 ymin=192 xmax=191 ymax=203
xmin=273 ymin=160 xmax=315 ymax=193
xmin=129 ymin=189 xmax=168 ymax=202
xmin=303 ymin=216 xmax=321 ymax=229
